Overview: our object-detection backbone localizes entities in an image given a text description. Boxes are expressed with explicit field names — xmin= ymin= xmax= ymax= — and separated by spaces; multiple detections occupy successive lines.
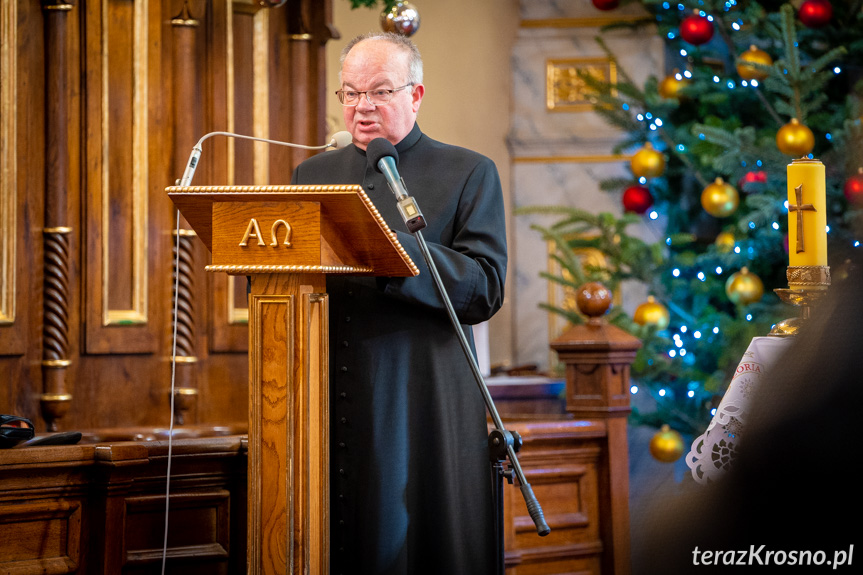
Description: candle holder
xmin=769 ymin=265 xmax=830 ymax=336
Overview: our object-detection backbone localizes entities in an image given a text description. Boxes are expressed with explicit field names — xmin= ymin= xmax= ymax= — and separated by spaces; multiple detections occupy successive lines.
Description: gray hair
xmin=339 ymin=32 xmax=423 ymax=86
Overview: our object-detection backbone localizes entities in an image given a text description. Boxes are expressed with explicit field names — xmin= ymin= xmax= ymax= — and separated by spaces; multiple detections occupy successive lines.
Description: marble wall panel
xmin=509 ymin=0 xmax=664 ymax=370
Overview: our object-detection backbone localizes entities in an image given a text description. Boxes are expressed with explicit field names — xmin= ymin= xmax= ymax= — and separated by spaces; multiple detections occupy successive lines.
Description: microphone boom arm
xmin=177 ymin=130 xmax=351 ymax=187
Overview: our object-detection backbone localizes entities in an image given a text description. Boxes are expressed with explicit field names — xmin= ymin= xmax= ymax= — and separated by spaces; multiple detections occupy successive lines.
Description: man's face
xmin=340 ymin=40 xmax=424 ymax=150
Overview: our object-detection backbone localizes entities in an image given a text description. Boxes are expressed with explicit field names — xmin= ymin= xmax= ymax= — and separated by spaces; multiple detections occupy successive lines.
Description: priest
xmin=291 ymin=32 xmax=507 ymax=574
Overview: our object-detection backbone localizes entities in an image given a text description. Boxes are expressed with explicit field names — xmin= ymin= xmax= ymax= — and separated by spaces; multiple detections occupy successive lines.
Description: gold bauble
xmin=380 ymin=1 xmax=421 ymax=37
xmin=658 ymin=71 xmax=689 ymax=99
xmin=776 ymin=118 xmax=815 ymax=157
xmin=736 ymin=45 xmax=773 ymax=81
xmin=633 ymin=296 xmax=670 ymax=329
xmin=630 ymin=143 xmax=666 ymax=179
xmin=725 ymin=267 xmax=764 ymax=305
xmin=649 ymin=424 xmax=685 ymax=463
xmin=715 ymin=231 xmax=736 ymax=253
xmin=700 ymin=177 xmax=740 ymax=218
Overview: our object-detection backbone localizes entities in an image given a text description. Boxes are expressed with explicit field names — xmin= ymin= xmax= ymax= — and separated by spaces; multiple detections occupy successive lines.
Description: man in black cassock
xmin=291 ymin=33 xmax=507 ymax=574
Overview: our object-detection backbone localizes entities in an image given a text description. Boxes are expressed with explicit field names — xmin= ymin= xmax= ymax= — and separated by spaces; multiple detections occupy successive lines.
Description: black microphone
xmin=366 ymin=138 xmax=426 ymax=233
xmin=177 ymin=130 xmax=353 ymax=187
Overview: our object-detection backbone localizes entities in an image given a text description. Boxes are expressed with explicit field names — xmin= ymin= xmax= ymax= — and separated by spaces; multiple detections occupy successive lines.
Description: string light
xmin=630 ymin=385 xmax=639 ymax=394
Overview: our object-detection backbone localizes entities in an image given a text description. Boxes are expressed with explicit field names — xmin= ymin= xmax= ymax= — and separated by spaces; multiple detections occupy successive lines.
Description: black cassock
xmin=292 ymin=123 xmax=507 ymax=575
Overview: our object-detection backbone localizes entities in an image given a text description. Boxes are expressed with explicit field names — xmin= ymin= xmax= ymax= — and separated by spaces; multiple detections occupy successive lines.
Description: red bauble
xmin=622 ymin=185 xmax=654 ymax=215
xmin=799 ymin=0 xmax=833 ymax=28
xmin=737 ymin=170 xmax=767 ymax=191
xmin=680 ymin=15 xmax=714 ymax=45
xmin=591 ymin=0 xmax=619 ymax=10
xmin=844 ymin=170 xmax=863 ymax=205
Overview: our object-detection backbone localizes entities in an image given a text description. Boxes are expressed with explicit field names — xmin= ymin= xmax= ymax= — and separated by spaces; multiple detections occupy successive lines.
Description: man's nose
xmin=355 ymin=93 xmax=376 ymax=111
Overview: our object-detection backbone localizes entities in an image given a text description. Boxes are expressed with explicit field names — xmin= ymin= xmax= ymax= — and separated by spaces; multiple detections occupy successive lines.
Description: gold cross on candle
xmin=788 ymin=183 xmax=817 ymax=254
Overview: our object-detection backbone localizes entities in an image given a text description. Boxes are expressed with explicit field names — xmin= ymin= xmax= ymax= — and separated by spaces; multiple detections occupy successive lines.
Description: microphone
xmin=177 ymin=130 xmax=353 ymax=187
xmin=366 ymin=138 xmax=426 ymax=233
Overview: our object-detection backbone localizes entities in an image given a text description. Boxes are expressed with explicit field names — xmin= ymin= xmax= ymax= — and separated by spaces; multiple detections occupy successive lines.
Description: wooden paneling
xmin=0 ymin=499 xmax=82 ymax=573
xmin=0 ymin=432 xmax=247 ymax=575
xmin=83 ymin=0 xmax=158 ymax=354
xmin=1 ymin=0 xmax=333 ymax=432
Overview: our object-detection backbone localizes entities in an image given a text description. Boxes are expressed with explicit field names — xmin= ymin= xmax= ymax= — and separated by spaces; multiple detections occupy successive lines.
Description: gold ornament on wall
xmin=546 ymin=57 xmax=617 ymax=112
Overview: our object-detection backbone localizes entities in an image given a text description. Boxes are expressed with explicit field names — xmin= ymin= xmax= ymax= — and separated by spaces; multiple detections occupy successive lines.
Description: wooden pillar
xmin=247 ymin=273 xmax=329 ymax=575
xmin=40 ymin=0 xmax=76 ymax=431
xmin=550 ymin=283 xmax=641 ymax=575
xmin=170 ymin=1 xmax=201 ymax=424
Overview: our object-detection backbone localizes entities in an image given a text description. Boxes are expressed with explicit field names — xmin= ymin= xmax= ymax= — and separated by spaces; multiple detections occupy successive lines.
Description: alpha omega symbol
xmin=239 ymin=218 xmax=293 ymax=247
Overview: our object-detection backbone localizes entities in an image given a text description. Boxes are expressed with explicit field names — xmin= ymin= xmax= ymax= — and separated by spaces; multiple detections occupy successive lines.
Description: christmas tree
xmin=518 ymin=0 xmax=863 ymax=436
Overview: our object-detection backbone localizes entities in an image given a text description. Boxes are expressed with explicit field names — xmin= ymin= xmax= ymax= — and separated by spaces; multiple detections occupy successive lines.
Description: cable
xmin=161 ymin=209 xmax=181 ymax=574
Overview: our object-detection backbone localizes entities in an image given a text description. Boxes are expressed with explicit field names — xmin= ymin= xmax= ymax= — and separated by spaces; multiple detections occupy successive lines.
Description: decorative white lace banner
xmin=686 ymin=336 xmax=793 ymax=484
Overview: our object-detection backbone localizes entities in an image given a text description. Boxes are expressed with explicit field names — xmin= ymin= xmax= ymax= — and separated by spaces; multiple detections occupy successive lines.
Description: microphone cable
xmin=161 ymin=208 xmax=182 ymax=575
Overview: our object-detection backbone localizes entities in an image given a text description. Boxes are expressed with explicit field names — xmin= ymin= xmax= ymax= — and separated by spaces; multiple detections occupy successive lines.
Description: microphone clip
xmin=396 ymin=195 xmax=426 ymax=233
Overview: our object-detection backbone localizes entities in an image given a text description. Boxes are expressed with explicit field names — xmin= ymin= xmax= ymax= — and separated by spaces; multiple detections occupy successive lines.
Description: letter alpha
xmin=239 ymin=218 xmax=265 ymax=247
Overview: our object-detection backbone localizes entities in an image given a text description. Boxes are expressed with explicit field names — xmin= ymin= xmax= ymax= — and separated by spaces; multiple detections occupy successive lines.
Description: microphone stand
xmin=408 ymin=227 xmax=551 ymax=575
xmin=367 ymin=137 xmax=549 ymax=572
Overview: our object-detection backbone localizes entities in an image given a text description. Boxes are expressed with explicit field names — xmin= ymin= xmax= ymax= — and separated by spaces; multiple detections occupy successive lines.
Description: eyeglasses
xmin=335 ymin=84 xmax=413 ymax=107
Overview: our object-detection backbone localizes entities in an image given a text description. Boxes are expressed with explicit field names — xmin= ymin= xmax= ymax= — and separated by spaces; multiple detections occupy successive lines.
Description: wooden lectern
xmin=167 ymin=185 xmax=418 ymax=574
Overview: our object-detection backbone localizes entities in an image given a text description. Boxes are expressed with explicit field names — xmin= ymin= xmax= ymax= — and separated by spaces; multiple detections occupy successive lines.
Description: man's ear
xmin=411 ymin=83 xmax=425 ymax=113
